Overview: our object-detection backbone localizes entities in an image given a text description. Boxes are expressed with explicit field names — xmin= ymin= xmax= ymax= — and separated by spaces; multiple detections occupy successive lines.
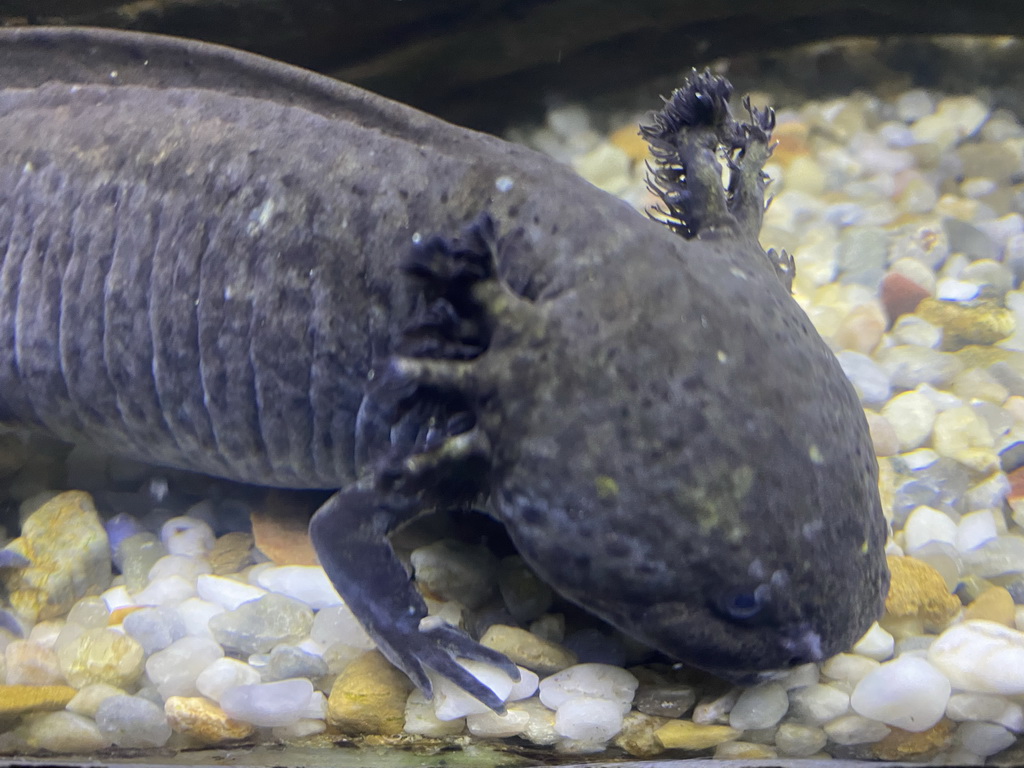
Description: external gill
xmin=641 ymin=69 xmax=777 ymax=243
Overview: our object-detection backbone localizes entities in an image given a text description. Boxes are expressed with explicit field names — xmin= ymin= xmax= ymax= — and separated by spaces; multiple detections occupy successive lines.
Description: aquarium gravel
xmin=5 ymin=63 xmax=1024 ymax=764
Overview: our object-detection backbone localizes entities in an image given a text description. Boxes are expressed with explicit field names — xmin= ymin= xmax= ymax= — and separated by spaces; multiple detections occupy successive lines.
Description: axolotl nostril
xmin=0 ymin=27 xmax=889 ymax=709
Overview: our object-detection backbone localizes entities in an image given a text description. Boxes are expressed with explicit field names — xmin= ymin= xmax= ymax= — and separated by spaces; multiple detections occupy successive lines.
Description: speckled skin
xmin=0 ymin=28 xmax=888 ymax=707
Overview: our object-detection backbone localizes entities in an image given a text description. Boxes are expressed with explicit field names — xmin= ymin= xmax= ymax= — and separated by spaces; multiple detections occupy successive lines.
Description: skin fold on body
xmin=0 ymin=27 xmax=889 ymax=710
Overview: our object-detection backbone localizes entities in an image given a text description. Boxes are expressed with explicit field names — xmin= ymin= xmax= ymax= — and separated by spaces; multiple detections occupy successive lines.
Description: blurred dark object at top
xmin=1 ymin=0 xmax=1021 ymax=131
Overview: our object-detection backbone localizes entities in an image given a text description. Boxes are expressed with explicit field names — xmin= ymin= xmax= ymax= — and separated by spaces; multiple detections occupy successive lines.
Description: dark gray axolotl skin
xmin=0 ymin=27 xmax=889 ymax=709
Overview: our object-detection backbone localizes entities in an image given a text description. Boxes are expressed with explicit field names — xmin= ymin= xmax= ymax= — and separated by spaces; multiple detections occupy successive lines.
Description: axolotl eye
xmin=711 ymin=583 xmax=772 ymax=624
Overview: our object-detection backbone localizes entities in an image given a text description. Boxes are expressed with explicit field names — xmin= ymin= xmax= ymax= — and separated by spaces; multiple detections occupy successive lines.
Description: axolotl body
xmin=0 ymin=27 xmax=888 ymax=708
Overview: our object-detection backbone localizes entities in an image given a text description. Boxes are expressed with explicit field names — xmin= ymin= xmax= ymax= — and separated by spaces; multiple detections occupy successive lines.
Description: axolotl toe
xmin=0 ymin=28 xmax=889 ymax=709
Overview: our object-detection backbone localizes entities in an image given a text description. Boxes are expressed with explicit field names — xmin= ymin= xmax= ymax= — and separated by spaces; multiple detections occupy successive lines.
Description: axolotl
xmin=0 ymin=27 xmax=889 ymax=709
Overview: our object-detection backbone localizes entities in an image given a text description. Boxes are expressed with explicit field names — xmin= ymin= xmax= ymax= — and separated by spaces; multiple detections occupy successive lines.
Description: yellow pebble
xmin=871 ymin=718 xmax=955 ymax=761
xmin=0 ymin=684 xmax=76 ymax=716
xmin=327 ymin=650 xmax=413 ymax=736
xmin=480 ymin=624 xmax=576 ymax=674
xmin=883 ymin=556 xmax=961 ymax=632
xmin=714 ymin=741 xmax=779 ymax=759
xmin=916 ymin=298 xmax=1015 ymax=350
xmin=964 ymin=586 xmax=1016 ymax=627
xmin=654 ymin=719 xmax=740 ymax=750
xmin=164 ymin=696 xmax=254 ymax=745
xmin=609 ymin=124 xmax=650 ymax=163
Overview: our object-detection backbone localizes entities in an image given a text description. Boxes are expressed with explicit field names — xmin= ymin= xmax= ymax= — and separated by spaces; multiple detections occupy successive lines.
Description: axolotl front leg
xmin=309 ymin=218 xmax=522 ymax=711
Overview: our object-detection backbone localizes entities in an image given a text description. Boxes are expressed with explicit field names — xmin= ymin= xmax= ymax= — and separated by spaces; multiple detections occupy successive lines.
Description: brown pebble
xmin=834 ymin=303 xmax=886 ymax=354
xmin=250 ymin=490 xmax=318 ymax=566
xmin=208 ymin=532 xmax=255 ymax=575
xmin=164 ymin=696 xmax=254 ymax=745
xmin=880 ymin=272 xmax=931 ymax=324
xmin=614 ymin=711 xmax=669 ymax=757
xmin=883 ymin=555 xmax=961 ymax=632
xmin=865 ymin=412 xmax=899 ymax=457
xmin=871 ymin=718 xmax=955 ymax=761
xmin=327 ymin=650 xmax=412 ymax=736
xmin=964 ymin=586 xmax=1016 ymax=627
xmin=480 ymin=624 xmax=577 ymax=675
xmin=770 ymin=121 xmax=810 ymax=165
xmin=0 ymin=684 xmax=76 ymax=716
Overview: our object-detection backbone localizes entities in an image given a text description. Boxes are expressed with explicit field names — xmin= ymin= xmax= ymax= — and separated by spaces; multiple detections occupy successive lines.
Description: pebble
xmin=4 ymin=639 xmax=62 ymax=685
xmin=146 ymin=635 xmax=224 ymax=699
xmin=196 ymin=657 xmax=262 ymax=702
xmin=161 ymin=516 xmax=215 ymax=557
xmin=633 ymin=682 xmax=698 ymax=718
xmin=220 ymin=678 xmax=314 ymax=727
xmin=0 ymin=491 xmax=111 ymax=623
xmin=714 ymin=741 xmax=778 ymax=759
xmin=820 ymin=653 xmax=880 ymax=685
xmin=431 ymin=660 xmax=518 ymax=720
xmin=788 ymin=683 xmax=850 ymax=725
xmin=553 ymin=696 xmax=624 ymax=743
xmin=891 ymin=314 xmax=942 ymax=348
xmin=255 ymin=565 xmax=343 ymax=610
xmin=404 ymin=689 xmax=466 ymax=737
xmin=95 ymin=694 xmax=173 ymax=748
xmin=824 ymin=713 xmax=892 ymax=745
xmin=164 ymin=696 xmax=255 ymax=745
xmin=884 ymin=555 xmax=962 ymax=633
xmin=117 ymin=533 xmax=166 ymax=592
xmin=876 ymin=345 xmax=962 ymax=390
xmin=480 ymin=624 xmax=576 ymax=674
xmin=835 ymin=351 xmax=892 ymax=405
xmin=195 ymin=573 xmax=268 ymax=610
xmin=916 ymin=298 xmax=1015 ymax=349
xmin=0 ymin=684 xmax=76 ymax=716
xmin=882 ymin=391 xmax=937 ymax=451
xmin=66 ymin=682 xmax=125 ymax=717
xmin=929 ymin=620 xmax=1024 ymax=694
xmin=123 ymin=605 xmax=187 ymax=655
xmin=538 ymin=663 xmax=638 ymax=714
xmin=871 ymin=718 xmax=956 ymax=760
xmin=850 ymin=656 xmax=951 ymax=731
xmin=326 ymin=650 xmax=412 ymax=735
xmin=208 ymin=593 xmax=313 ymax=654
xmin=175 ymin=597 xmax=225 ymax=639
xmin=654 ymin=720 xmax=740 ymax=750
xmin=410 ymin=539 xmax=498 ymax=609
xmin=903 ymin=504 xmax=958 ymax=552
xmin=964 ymin=586 xmax=1016 ymax=626
xmin=208 ymin=532 xmax=254 ymax=575
xmin=852 ymin=623 xmax=895 ymax=661
xmin=259 ymin=644 xmax=328 ymax=682
xmin=56 ymin=627 xmax=145 ymax=689
xmin=24 ymin=711 xmax=111 ymax=753
xmin=309 ymin=603 xmax=375 ymax=650
xmin=497 ymin=556 xmax=554 ymax=622
xmin=728 ymin=682 xmax=788 ymax=730
xmin=775 ymin=722 xmax=828 ymax=756
xmin=933 ymin=405 xmax=998 ymax=473
xmin=959 ymin=721 xmax=1016 ymax=757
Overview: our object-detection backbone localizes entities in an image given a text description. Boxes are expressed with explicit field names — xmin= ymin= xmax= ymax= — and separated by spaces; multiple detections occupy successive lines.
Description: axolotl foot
xmin=309 ymin=489 xmax=520 ymax=712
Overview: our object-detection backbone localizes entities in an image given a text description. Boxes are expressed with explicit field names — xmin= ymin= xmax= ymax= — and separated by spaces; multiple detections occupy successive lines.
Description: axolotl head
xmin=475 ymin=220 xmax=891 ymax=681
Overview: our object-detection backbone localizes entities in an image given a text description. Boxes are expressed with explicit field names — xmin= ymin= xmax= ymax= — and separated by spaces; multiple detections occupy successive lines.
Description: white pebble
xmin=176 ymin=597 xmax=225 ymax=639
xmin=820 ymin=653 xmax=880 ymax=685
xmin=929 ymin=620 xmax=1024 ymax=694
xmin=95 ymin=694 xmax=172 ymax=748
xmin=823 ymin=713 xmax=891 ymax=745
xmin=220 ymin=678 xmax=314 ymax=727
xmin=903 ymin=505 xmax=959 ymax=552
xmin=729 ymin=682 xmax=789 ymax=729
xmin=100 ymin=585 xmax=135 ymax=612
xmin=131 ymin=575 xmax=196 ymax=607
xmin=161 ymin=516 xmax=215 ymax=557
xmin=196 ymin=657 xmax=262 ymax=703
xmin=145 ymin=635 xmax=224 ymax=699
xmin=957 ymin=510 xmax=999 ymax=553
xmin=196 ymin=573 xmax=268 ymax=610
xmin=947 ymin=692 xmax=1012 ymax=722
xmin=775 ymin=722 xmax=828 ymax=757
xmin=255 ymin=565 xmax=343 ymax=610
xmin=850 ymin=656 xmax=950 ymax=732
xmin=509 ymin=666 xmax=540 ymax=701
xmin=553 ymin=696 xmax=623 ymax=742
xmin=147 ymin=554 xmax=211 ymax=582
xmin=958 ymin=721 xmax=1016 ymax=757
xmin=882 ymin=391 xmax=937 ymax=451
xmin=272 ymin=719 xmax=327 ymax=740
xmin=936 ymin=278 xmax=981 ymax=301
xmin=467 ymin=706 xmax=531 ymax=738
xmin=538 ymin=663 xmax=638 ymax=715
xmin=788 ymin=684 xmax=850 ymax=725
xmin=852 ymin=623 xmax=895 ymax=661
xmin=431 ymin=660 xmax=517 ymax=720
xmin=310 ymin=603 xmax=375 ymax=650
xmin=403 ymin=690 xmax=466 ymax=737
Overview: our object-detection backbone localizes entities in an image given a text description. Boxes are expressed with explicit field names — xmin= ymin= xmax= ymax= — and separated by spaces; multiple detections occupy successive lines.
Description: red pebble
xmin=880 ymin=272 xmax=930 ymax=324
xmin=1009 ymin=466 xmax=1024 ymax=501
